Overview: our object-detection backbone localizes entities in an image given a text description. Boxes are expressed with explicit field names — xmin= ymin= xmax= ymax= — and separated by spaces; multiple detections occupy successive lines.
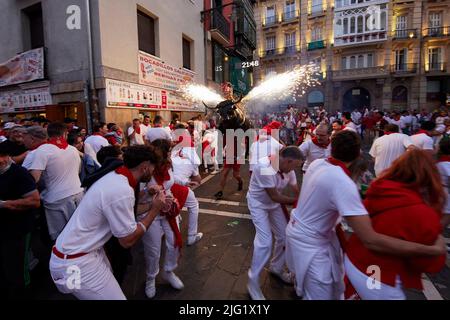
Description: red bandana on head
xmin=115 ymin=166 xmax=138 ymax=189
xmin=47 ymin=137 xmax=69 ymax=150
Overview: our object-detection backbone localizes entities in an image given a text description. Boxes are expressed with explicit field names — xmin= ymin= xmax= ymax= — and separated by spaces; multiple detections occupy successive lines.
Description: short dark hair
xmin=342 ymin=112 xmax=352 ymax=120
xmin=107 ymin=123 xmax=116 ymax=130
xmin=122 ymin=145 xmax=159 ymax=169
xmin=47 ymin=122 xmax=67 ymax=138
xmin=133 ymin=118 xmax=140 ymax=123
xmin=421 ymin=121 xmax=436 ymax=131
xmin=280 ymin=146 xmax=304 ymax=161
xmin=144 ymin=115 xmax=150 ymax=119
xmin=439 ymin=137 xmax=450 ymax=156
xmin=93 ymin=122 xmax=106 ymax=133
xmin=331 ymin=131 xmax=361 ymax=163
xmin=332 ymin=120 xmax=343 ymax=126
xmin=154 ymin=115 xmax=163 ymax=124
xmin=67 ymin=132 xmax=81 ymax=146
xmin=97 ymin=145 xmax=123 ymax=166
xmin=384 ymin=124 xmax=399 ymax=133
xmin=0 ymin=142 xmax=11 ymax=156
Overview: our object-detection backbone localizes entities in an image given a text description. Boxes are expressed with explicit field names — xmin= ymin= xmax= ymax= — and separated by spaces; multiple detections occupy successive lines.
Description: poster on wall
xmin=138 ymin=51 xmax=196 ymax=91
xmin=106 ymin=79 xmax=203 ymax=111
xmin=0 ymin=86 xmax=51 ymax=114
xmin=0 ymin=48 xmax=45 ymax=87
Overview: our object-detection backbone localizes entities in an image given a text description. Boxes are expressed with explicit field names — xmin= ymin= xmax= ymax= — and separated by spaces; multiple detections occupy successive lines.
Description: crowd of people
xmin=0 ymin=103 xmax=449 ymax=300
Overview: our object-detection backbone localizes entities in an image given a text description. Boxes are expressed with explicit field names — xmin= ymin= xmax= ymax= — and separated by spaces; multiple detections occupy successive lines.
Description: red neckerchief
xmin=438 ymin=155 xmax=450 ymax=163
xmin=414 ymin=129 xmax=430 ymax=137
xmin=134 ymin=126 xmax=141 ymax=134
xmin=115 ymin=166 xmax=138 ymax=189
xmin=93 ymin=132 xmax=104 ymax=137
xmin=153 ymin=164 xmax=171 ymax=186
xmin=312 ymin=136 xmax=330 ymax=149
xmin=383 ymin=131 xmax=395 ymax=135
xmin=154 ymin=124 xmax=162 ymax=128
xmin=47 ymin=137 xmax=69 ymax=150
xmin=327 ymin=157 xmax=352 ymax=177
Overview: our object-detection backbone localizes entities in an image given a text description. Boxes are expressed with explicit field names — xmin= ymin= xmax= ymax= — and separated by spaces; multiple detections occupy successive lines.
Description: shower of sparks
xmin=179 ymin=83 xmax=224 ymax=106
xmin=242 ymin=63 xmax=320 ymax=104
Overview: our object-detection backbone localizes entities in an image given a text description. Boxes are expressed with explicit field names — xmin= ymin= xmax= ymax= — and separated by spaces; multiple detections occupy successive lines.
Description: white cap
xmin=3 ymin=122 xmax=18 ymax=130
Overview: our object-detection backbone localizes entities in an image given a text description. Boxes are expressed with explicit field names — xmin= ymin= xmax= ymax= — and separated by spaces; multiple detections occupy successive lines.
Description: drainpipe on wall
xmin=85 ymin=0 xmax=98 ymax=132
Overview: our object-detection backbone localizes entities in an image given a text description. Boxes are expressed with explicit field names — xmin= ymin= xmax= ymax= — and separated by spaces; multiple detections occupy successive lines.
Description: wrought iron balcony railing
xmin=390 ymin=63 xmax=418 ymax=73
xmin=425 ymin=26 xmax=450 ymax=37
xmin=392 ymin=29 xmax=418 ymax=39
xmin=282 ymin=10 xmax=299 ymax=22
xmin=426 ymin=62 xmax=447 ymax=72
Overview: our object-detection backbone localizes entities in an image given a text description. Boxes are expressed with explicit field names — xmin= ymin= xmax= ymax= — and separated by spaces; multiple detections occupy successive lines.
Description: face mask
xmin=0 ymin=157 xmax=13 ymax=175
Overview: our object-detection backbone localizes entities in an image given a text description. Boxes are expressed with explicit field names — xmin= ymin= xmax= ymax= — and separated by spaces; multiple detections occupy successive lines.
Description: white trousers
xmin=49 ymin=248 xmax=126 ymax=300
xmin=248 ymin=204 xmax=288 ymax=283
xmin=142 ymin=217 xmax=180 ymax=280
xmin=203 ymin=152 xmax=219 ymax=170
xmin=344 ymin=255 xmax=406 ymax=300
xmin=185 ymin=189 xmax=200 ymax=237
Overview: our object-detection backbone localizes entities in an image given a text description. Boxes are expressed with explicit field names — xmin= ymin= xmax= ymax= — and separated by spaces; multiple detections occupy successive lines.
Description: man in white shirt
xmin=128 ymin=118 xmax=145 ymax=146
xmin=249 ymin=129 xmax=283 ymax=173
xmin=342 ymin=112 xmax=357 ymax=132
xmin=24 ymin=123 xmax=84 ymax=240
xmin=247 ymin=147 xmax=302 ymax=300
xmin=145 ymin=115 xmax=172 ymax=143
xmin=411 ymin=121 xmax=435 ymax=152
xmin=84 ymin=122 xmax=109 ymax=156
xmin=49 ymin=146 xmax=166 ymax=300
xmin=299 ymin=124 xmax=331 ymax=173
xmin=202 ymin=122 xmax=220 ymax=174
xmin=141 ymin=115 xmax=151 ymax=140
xmin=286 ymin=131 xmax=446 ymax=300
xmin=369 ymin=124 xmax=414 ymax=176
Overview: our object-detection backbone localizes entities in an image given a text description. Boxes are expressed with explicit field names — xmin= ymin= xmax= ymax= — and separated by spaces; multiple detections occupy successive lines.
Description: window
xmin=213 ymin=42 xmax=225 ymax=83
xmin=429 ymin=12 xmax=442 ymax=35
xmin=182 ymin=37 xmax=192 ymax=70
xmin=350 ymin=56 xmax=356 ymax=69
xmin=341 ymin=56 xmax=347 ymax=69
xmin=285 ymin=32 xmax=296 ymax=48
xmin=357 ymin=55 xmax=364 ymax=68
xmin=312 ymin=0 xmax=322 ymax=14
xmin=138 ymin=10 xmax=156 ymax=55
xmin=395 ymin=49 xmax=407 ymax=70
xmin=23 ymin=3 xmax=44 ymax=50
xmin=350 ymin=17 xmax=356 ymax=33
xmin=367 ymin=53 xmax=373 ymax=67
xmin=343 ymin=18 xmax=349 ymax=34
xmin=285 ymin=0 xmax=296 ymax=19
xmin=357 ymin=16 xmax=363 ymax=33
xmin=311 ymin=27 xmax=322 ymax=41
xmin=266 ymin=6 xmax=276 ymax=24
xmin=428 ymin=48 xmax=442 ymax=70
xmin=380 ymin=12 xmax=386 ymax=30
xmin=266 ymin=36 xmax=276 ymax=50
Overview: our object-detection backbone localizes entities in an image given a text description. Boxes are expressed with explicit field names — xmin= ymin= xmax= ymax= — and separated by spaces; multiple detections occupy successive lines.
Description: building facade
xmin=254 ymin=0 xmax=450 ymax=112
xmin=0 ymin=0 xmax=207 ymax=130
xmin=202 ymin=0 xmax=257 ymax=95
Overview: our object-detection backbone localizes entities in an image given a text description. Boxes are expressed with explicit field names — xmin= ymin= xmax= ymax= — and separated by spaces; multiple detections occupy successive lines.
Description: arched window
xmin=357 ymin=16 xmax=363 ymax=33
xmin=392 ymin=85 xmax=408 ymax=103
xmin=350 ymin=56 xmax=356 ymax=68
xmin=350 ymin=17 xmax=356 ymax=33
xmin=358 ymin=55 xmax=364 ymax=68
xmin=308 ymin=90 xmax=324 ymax=107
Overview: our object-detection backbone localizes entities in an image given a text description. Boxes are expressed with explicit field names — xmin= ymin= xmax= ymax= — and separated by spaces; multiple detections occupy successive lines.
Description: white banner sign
xmin=0 ymin=86 xmax=51 ymax=114
xmin=0 ymin=48 xmax=45 ymax=87
xmin=138 ymin=51 xmax=195 ymax=91
xmin=106 ymin=79 xmax=203 ymax=111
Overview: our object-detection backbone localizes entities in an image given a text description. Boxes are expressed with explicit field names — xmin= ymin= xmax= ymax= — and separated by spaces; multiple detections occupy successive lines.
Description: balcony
xmin=424 ymin=26 xmax=450 ymax=38
xmin=425 ymin=62 xmax=447 ymax=73
xmin=260 ymin=45 xmax=300 ymax=58
xmin=392 ymin=29 xmax=418 ymax=39
xmin=334 ymin=31 xmax=387 ymax=46
xmin=332 ymin=66 xmax=388 ymax=80
xmin=307 ymin=40 xmax=326 ymax=50
xmin=282 ymin=10 xmax=299 ymax=23
xmin=263 ymin=15 xmax=277 ymax=28
xmin=202 ymin=8 xmax=230 ymax=47
xmin=390 ymin=63 xmax=417 ymax=75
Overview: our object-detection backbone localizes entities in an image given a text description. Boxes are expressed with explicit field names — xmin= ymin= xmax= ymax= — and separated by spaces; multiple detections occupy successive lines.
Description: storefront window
xmin=213 ymin=42 xmax=225 ymax=84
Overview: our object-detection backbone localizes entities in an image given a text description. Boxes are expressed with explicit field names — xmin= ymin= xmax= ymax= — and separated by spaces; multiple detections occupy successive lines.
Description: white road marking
xmin=422 ymin=275 xmax=444 ymax=300
xmin=192 ymin=173 xmax=216 ymax=190
xmin=182 ymin=207 xmax=252 ymax=220
xmin=197 ymin=197 xmax=242 ymax=206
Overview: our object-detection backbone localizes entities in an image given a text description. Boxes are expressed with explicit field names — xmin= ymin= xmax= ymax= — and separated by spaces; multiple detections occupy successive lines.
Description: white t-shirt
xmin=145 ymin=127 xmax=172 ymax=143
xmin=437 ymin=161 xmax=450 ymax=215
xmin=344 ymin=122 xmax=357 ymax=132
xmin=22 ymin=150 xmax=36 ymax=170
xmin=127 ymin=126 xmax=145 ymax=146
xmin=141 ymin=124 xmax=150 ymax=139
xmin=249 ymin=137 xmax=283 ymax=172
xmin=55 ymin=171 xmax=137 ymax=254
xmin=171 ymin=154 xmax=200 ymax=186
xmin=247 ymin=157 xmax=297 ymax=210
xmin=292 ymin=159 xmax=368 ymax=238
xmin=411 ymin=133 xmax=434 ymax=150
xmin=28 ymin=144 xmax=83 ymax=203
xmin=369 ymin=133 xmax=413 ymax=176
xmin=84 ymin=134 xmax=109 ymax=154
xmin=299 ymin=140 xmax=331 ymax=172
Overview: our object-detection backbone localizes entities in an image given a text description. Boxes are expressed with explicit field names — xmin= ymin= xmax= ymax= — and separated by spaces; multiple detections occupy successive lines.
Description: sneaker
xmin=214 ymin=191 xmax=223 ymax=200
xmin=145 ymin=278 xmax=156 ymax=298
xmin=268 ymin=267 xmax=295 ymax=285
xmin=162 ymin=271 xmax=184 ymax=290
xmin=238 ymin=180 xmax=243 ymax=191
xmin=187 ymin=232 xmax=203 ymax=246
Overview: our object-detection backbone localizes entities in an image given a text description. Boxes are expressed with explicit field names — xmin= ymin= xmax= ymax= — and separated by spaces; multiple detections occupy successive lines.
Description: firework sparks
xmin=243 ymin=63 xmax=320 ymax=104
xmin=179 ymin=83 xmax=224 ymax=106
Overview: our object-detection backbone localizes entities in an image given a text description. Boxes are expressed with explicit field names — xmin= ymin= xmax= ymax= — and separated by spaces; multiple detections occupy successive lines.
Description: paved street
xmin=29 ymin=161 xmax=450 ymax=300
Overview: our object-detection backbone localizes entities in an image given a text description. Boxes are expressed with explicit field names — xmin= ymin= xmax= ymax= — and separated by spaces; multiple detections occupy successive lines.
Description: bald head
xmin=315 ymin=124 xmax=330 ymax=144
